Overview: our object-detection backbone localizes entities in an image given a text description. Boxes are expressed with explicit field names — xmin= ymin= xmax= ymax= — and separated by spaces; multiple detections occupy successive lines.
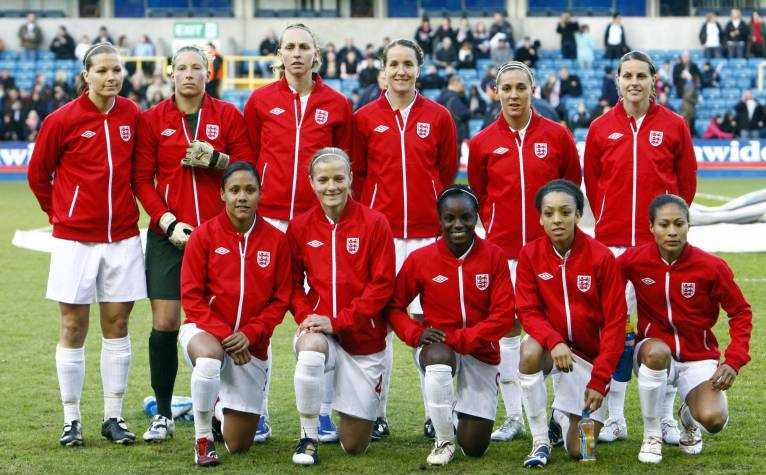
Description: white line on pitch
xmin=742 ymin=278 xmax=766 ymax=282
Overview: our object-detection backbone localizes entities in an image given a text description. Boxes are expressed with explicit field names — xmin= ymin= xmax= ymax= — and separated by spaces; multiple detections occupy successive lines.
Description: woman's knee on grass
xmin=296 ymin=332 xmax=329 ymax=355
xmin=419 ymin=342 xmax=456 ymax=372
xmin=638 ymin=339 xmax=672 ymax=370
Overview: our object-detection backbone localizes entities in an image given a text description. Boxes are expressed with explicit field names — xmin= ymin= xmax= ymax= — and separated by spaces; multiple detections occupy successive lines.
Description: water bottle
xmin=613 ymin=322 xmax=636 ymax=383
xmin=579 ymin=411 xmax=597 ymax=464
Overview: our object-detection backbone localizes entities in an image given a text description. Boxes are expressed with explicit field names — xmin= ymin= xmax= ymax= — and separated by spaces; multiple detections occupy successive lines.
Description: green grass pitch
xmin=0 ymin=179 xmax=763 ymax=474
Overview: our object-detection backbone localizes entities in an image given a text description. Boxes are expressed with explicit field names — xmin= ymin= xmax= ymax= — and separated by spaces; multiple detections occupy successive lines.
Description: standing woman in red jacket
xmin=584 ymin=51 xmax=697 ymax=444
xmin=243 ymin=24 xmax=352 ymax=441
xmin=179 ymin=162 xmax=291 ymax=466
xmin=515 ymin=180 xmax=626 ymax=468
xmin=618 ymin=194 xmax=752 ymax=465
xmin=133 ymin=44 xmax=256 ymax=443
xmin=287 ymin=148 xmax=395 ymax=465
xmin=467 ymin=61 xmax=582 ymax=442
xmin=387 ymin=184 xmax=516 ymax=466
xmin=352 ymin=39 xmax=458 ymax=437
xmin=28 ymin=42 xmax=144 ymax=446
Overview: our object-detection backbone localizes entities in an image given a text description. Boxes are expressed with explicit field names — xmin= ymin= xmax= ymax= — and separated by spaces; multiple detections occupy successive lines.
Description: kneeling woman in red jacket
xmin=179 ymin=162 xmax=291 ymax=466
xmin=287 ymin=147 xmax=396 ymax=465
xmin=387 ymin=184 xmax=516 ymax=466
xmin=515 ymin=179 xmax=626 ymax=468
xmin=618 ymin=194 xmax=752 ymax=465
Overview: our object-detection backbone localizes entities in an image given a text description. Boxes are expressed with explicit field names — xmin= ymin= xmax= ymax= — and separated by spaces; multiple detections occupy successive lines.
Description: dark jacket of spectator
xmin=724 ymin=18 xmax=750 ymax=44
xmin=415 ymin=20 xmax=434 ymax=57
xmin=489 ymin=16 xmax=514 ymax=47
xmin=603 ymin=22 xmax=628 ymax=57
xmin=556 ymin=15 xmax=579 ymax=59
xmin=419 ymin=65 xmax=446 ymax=90
xmin=434 ymin=39 xmax=458 ymax=69
xmin=672 ymin=57 xmax=701 ymax=98
xmin=532 ymin=98 xmax=560 ymax=122
xmin=560 ymin=72 xmax=582 ymax=97
xmin=358 ymin=64 xmax=379 ymax=89
xmin=515 ymin=42 xmax=538 ymax=68
xmin=570 ymin=107 xmax=591 ymax=129
xmin=734 ymin=98 xmax=765 ymax=132
xmin=50 ymin=33 xmax=76 ymax=60
xmin=748 ymin=13 xmax=766 ymax=58
xmin=698 ymin=20 xmax=724 ymax=46
xmin=18 ymin=18 xmax=43 ymax=51
xmin=437 ymin=86 xmax=470 ymax=145
xmin=259 ymin=36 xmax=278 ymax=56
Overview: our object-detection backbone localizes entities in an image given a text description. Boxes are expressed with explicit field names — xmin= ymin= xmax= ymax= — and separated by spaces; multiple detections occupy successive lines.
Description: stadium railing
xmin=221 ymin=55 xmax=278 ymax=91
xmin=122 ymin=56 xmax=170 ymax=78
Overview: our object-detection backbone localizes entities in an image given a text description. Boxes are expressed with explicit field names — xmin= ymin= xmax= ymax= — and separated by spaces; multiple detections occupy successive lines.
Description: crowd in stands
xmin=2 ymin=9 xmax=766 ymax=142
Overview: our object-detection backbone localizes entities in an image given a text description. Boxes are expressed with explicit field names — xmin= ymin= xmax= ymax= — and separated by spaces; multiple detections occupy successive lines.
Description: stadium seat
xmin=323 ymin=79 xmax=342 ymax=92
xmin=574 ymin=128 xmax=588 ymax=141
xmin=695 ymin=118 xmax=709 ymax=136
xmin=421 ymin=89 xmax=441 ymax=101
xmin=469 ymin=119 xmax=484 ymax=138
xmin=476 ymin=58 xmax=493 ymax=72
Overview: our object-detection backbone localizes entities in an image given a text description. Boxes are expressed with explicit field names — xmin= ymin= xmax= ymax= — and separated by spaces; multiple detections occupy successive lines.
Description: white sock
xmin=192 ymin=357 xmax=222 ymax=440
xmin=638 ymin=365 xmax=667 ymax=439
xmin=377 ymin=331 xmax=394 ymax=419
xmin=56 ymin=345 xmax=85 ymax=424
xmin=295 ymin=351 xmax=325 ymax=440
xmin=260 ymin=344 xmax=272 ymax=419
xmin=320 ymin=370 xmax=335 ymax=416
xmin=607 ymin=379 xmax=627 ymax=422
xmin=424 ymin=364 xmax=455 ymax=442
xmin=100 ymin=336 xmax=131 ymax=420
xmin=498 ymin=336 xmax=523 ymax=418
xmin=662 ymin=384 xmax=677 ymax=421
xmin=519 ymin=371 xmax=548 ymax=444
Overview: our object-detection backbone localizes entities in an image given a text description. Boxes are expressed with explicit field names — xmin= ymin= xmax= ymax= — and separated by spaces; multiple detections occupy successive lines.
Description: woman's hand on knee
xmin=419 ymin=328 xmax=446 ymax=345
xmin=300 ymin=314 xmax=334 ymax=334
xmin=551 ymin=343 xmax=574 ymax=372
xmin=222 ymin=332 xmax=251 ymax=365
xmin=710 ymin=363 xmax=736 ymax=391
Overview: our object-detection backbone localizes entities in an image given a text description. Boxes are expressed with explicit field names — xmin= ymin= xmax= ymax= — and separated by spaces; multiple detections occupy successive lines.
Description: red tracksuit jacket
xmin=180 ymin=212 xmax=291 ymax=360
xmin=468 ymin=111 xmax=582 ymax=259
xmin=618 ymin=243 xmax=752 ymax=372
xmin=516 ymin=228 xmax=626 ymax=394
xmin=243 ymin=74 xmax=352 ymax=221
xmin=287 ymin=198 xmax=396 ymax=355
xmin=386 ymin=237 xmax=516 ymax=365
xmin=133 ymin=94 xmax=256 ymax=234
xmin=28 ymin=92 xmax=140 ymax=243
xmin=351 ymin=91 xmax=458 ymax=239
xmin=584 ymin=100 xmax=697 ymax=247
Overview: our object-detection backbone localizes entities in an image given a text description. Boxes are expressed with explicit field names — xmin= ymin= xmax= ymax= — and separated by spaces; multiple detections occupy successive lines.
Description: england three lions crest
xmin=346 ymin=237 xmax=359 ymax=254
xmin=206 ymin=124 xmax=220 ymax=140
xmin=119 ymin=126 xmax=131 ymax=142
xmin=475 ymin=274 xmax=489 ymax=291
xmin=577 ymin=275 xmax=591 ymax=292
xmin=257 ymin=251 xmax=270 ymax=268
xmin=534 ymin=143 xmax=547 ymax=158
xmin=681 ymin=282 xmax=695 ymax=298
xmin=416 ymin=122 xmax=430 ymax=138
xmin=315 ymin=109 xmax=329 ymax=125
xmin=649 ymin=130 xmax=663 ymax=147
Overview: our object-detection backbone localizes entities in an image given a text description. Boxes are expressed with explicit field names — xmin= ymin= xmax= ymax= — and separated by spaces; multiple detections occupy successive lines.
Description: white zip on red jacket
xmin=468 ymin=110 xmax=582 ymax=259
xmin=351 ymin=91 xmax=458 ymax=239
xmin=584 ymin=100 xmax=697 ymax=247
xmin=28 ymin=92 xmax=140 ymax=243
xmin=243 ymin=74 xmax=352 ymax=221
xmin=133 ymin=94 xmax=256 ymax=235
xmin=618 ymin=242 xmax=752 ymax=373
xmin=180 ymin=211 xmax=291 ymax=360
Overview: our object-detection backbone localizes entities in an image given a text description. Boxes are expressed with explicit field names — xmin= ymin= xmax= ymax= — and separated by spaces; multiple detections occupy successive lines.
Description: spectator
xmin=93 ymin=26 xmax=114 ymax=45
xmin=358 ymin=69 xmax=386 ymax=109
xmin=672 ymin=51 xmax=701 ymax=99
xmin=74 ymin=35 xmax=91 ymax=62
xmin=700 ymin=61 xmax=720 ymax=88
xmin=569 ymin=102 xmax=591 ymax=129
xmin=206 ymin=42 xmax=223 ymax=98
xmin=473 ymin=22 xmax=491 ymax=59
xmin=734 ymin=90 xmax=764 ymax=138
xmin=479 ymin=65 xmax=496 ymax=91
xmin=748 ymin=11 xmax=766 ymax=58
xmin=556 ymin=11 xmax=579 ymax=60
xmin=656 ymin=91 xmax=674 ymax=111
xmin=720 ymin=111 xmax=737 ymax=135
xmin=0 ymin=37 xmax=4 ymax=56
xmin=1 ymin=110 xmax=22 ymax=141
xmin=434 ymin=37 xmax=458 ymax=69
xmin=481 ymin=82 xmax=500 ymax=128
xmin=50 ymin=26 xmax=76 ymax=60
xmin=358 ymin=54 xmax=379 ymax=88
xmin=703 ymin=114 xmax=735 ymax=139
xmin=0 ymin=69 xmax=16 ymax=90
xmin=467 ymin=85 xmax=486 ymax=118
xmin=532 ymin=96 xmax=560 ymax=122
xmin=680 ymin=72 xmax=699 ymax=133
xmin=23 ymin=109 xmax=40 ymax=141
xmin=559 ymin=67 xmax=582 ymax=98
xmin=376 ymin=37 xmax=391 ymax=58
xmin=590 ymin=97 xmax=610 ymax=119
xmin=337 ymin=37 xmax=362 ymax=63
xmin=50 ymin=84 xmax=70 ymax=110
xmin=318 ymin=50 xmax=340 ymax=79
xmin=656 ymin=60 xmax=673 ymax=94
xmin=52 ymin=70 xmax=71 ymax=95
xmin=489 ymin=11 xmax=514 ymax=47
xmin=699 ymin=12 xmax=724 ymax=59
xmin=145 ymin=73 xmax=172 ymax=102
xmin=116 ymin=35 xmax=134 ymax=75
xmin=433 ymin=17 xmax=457 ymax=48
xmin=437 ymin=75 xmax=470 ymax=147
xmin=339 ymin=49 xmax=360 ymax=81
xmin=542 ymin=73 xmax=560 ymax=109
xmin=604 ymin=13 xmax=627 ymax=59
xmin=514 ymin=36 xmax=538 ymax=68
xmin=419 ymin=63 xmax=446 ymax=90
xmin=724 ymin=9 xmax=749 ymax=58
xmin=133 ymin=34 xmax=156 ymax=76
xmin=490 ymin=35 xmax=514 ymax=66
xmin=457 ymin=41 xmax=476 ymax=69
xmin=576 ymin=24 xmax=595 ymax=69
xmin=28 ymin=84 xmax=52 ymax=120
xmin=415 ymin=17 xmax=434 ymax=58
xmin=259 ymin=29 xmax=278 ymax=56
xmin=17 ymin=12 xmax=43 ymax=61
xmin=456 ymin=18 xmax=474 ymax=46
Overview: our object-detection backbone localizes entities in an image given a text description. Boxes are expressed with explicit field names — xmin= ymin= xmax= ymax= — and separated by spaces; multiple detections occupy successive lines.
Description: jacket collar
xmin=378 ymin=89 xmax=422 ymax=113
xmin=169 ymin=93 xmax=212 ymax=114
xmin=311 ymin=196 xmax=360 ymax=226
xmin=436 ymin=235 xmax=481 ymax=263
xmin=77 ymin=89 xmax=118 ymax=115
xmin=216 ymin=210 xmax=261 ymax=238
xmin=613 ymin=99 xmax=659 ymax=127
xmin=277 ymin=72 xmax=325 ymax=95
xmin=650 ymin=240 xmax=693 ymax=266
xmin=496 ymin=108 xmax=538 ymax=139
xmin=544 ymin=226 xmax=587 ymax=260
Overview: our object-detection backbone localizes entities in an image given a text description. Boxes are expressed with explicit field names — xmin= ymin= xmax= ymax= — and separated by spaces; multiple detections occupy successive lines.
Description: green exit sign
xmin=173 ymin=22 xmax=219 ymax=40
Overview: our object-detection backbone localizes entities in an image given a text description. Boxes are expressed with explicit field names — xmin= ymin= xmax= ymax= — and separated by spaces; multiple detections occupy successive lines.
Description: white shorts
xmin=179 ymin=323 xmax=268 ymax=415
xmin=609 ymin=246 xmax=636 ymax=315
xmin=633 ymin=339 xmax=721 ymax=402
xmin=263 ymin=216 xmax=289 ymax=234
xmin=294 ymin=332 xmax=384 ymax=421
xmin=46 ymin=235 xmax=147 ymax=304
xmin=395 ymin=237 xmax=437 ymax=314
xmin=550 ymin=353 xmax=607 ymax=423
xmin=415 ymin=347 xmax=499 ymax=421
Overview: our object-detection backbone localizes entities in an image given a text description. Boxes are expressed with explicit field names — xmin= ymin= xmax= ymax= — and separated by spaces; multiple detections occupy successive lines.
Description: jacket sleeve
xmin=583 ymin=123 xmax=602 ymax=219
xmin=334 ymin=97 xmax=353 ymax=153
xmin=350 ymin=114 xmax=368 ymax=198
xmin=333 ymin=217 xmax=396 ymax=333
xmin=712 ymin=259 xmax=752 ymax=373
xmin=674 ymin=119 xmax=697 ymax=205
xmin=180 ymin=226 xmax=212 ymax=324
xmin=515 ymin=249 xmax=567 ymax=350
xmin=239 ymin=236 xmax=292 ymax=346
xmin=385 ymin=255 xmax=426 ymax=348
xmin=560 ymin=126 xmax=583 ymax=186
xmin=445 ymin=250 xmax=516 ymax=354
xmin=243 ymin=95 xmax=263 ymax=164
xmin=224 ymin=106 xmax=257 ymax=166
xmin=588 ymin=252 xmax=627 ymax=395
xmin=27 ymin=113 xmax=63 ymax=220
xmin=437 ymin=108 xmax=459 ymax=188
xmin=286 ymin=225 xmax=313 ymax=325
xmin=132 ymin=112 xmax=167 ymax=224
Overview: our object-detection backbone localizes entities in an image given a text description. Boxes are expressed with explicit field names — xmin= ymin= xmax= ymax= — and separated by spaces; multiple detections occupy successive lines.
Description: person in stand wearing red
xmin=352 ymin=38 xmax=458 ymax=439
xmin=243 ymin=24 xmax=352 ymax=441
xmin=133 ymin=45 xmax=255 ymax=443
xmin=618 ymin=195 xmax=752 ymax=464
xmin=287 ymin=148 xmax=395 ymax=465
xmin=584 ymin=51 xmax=697 ymax=445
xmin=515 ymin=180 xmax=625 ymax=468
xmin=28 ymin=42 xmax=144 ymax=447
xmin=467 ymin=61 xmax=581 ymax=443
xmin=387 ymin=184 xmax=516 ymax=466
xmin=179 ymin=162 xmax=291 ymax=466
